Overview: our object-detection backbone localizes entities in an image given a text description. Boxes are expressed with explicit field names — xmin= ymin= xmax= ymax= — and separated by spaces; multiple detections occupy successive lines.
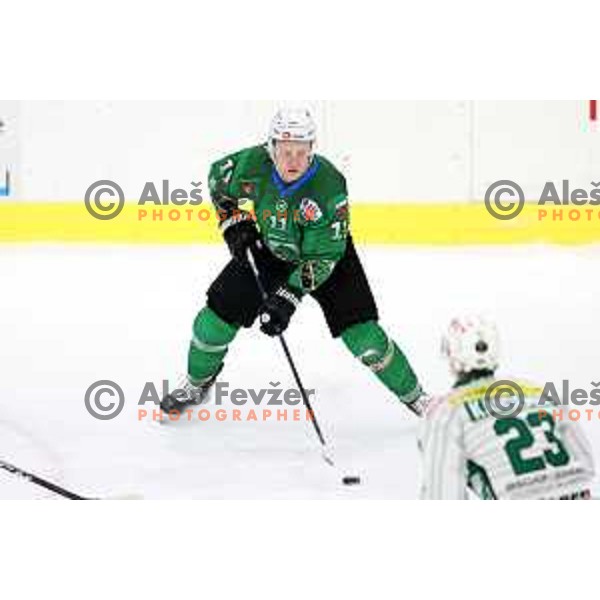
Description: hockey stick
xmin=0 ymin=459 xmax=91 ymax=500
xmin=0 ymin=459 xmax=143 ymax=500
xmin=246 ymin=247 xmax=334 ymax=467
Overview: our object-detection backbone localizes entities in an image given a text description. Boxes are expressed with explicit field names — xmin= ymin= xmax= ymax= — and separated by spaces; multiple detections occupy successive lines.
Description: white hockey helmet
xmin=268 ymin=107 xmax=316 ymax=159
xmin=441 ymin=316 xmax=500 ymax=377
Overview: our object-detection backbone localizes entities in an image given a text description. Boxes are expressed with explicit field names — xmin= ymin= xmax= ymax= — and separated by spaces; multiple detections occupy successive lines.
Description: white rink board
xmin=8 ymin=100 xmax=599 ymax=204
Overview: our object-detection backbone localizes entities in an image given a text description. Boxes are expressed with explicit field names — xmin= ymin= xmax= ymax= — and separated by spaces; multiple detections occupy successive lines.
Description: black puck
xmin=342 ymin=476 xmax=361 ymax=485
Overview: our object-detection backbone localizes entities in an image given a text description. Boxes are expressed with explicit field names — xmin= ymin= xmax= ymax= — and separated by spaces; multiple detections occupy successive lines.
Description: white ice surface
xmin=2 ymin=243 xmax=600 ymax=499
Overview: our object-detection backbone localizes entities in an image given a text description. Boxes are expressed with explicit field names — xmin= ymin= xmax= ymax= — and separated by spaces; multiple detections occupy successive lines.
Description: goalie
xmin=420 ymin=316 xmax=595 ymax=499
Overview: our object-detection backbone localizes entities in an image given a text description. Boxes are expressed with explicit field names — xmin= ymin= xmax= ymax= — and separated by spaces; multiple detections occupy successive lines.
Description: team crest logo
xmin=276 ymin=199 xmax=288 ymax=213
xmin=300 ymin=198 xmax=322 ymax=223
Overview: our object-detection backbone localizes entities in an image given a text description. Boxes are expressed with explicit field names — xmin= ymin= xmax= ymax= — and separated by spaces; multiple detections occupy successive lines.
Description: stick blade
xmin=321 ymin=448 xmax=335 ymax=467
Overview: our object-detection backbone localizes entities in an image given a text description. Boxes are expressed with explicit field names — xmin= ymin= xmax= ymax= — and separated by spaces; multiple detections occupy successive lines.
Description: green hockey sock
xmin=341 ymin=321 xmax=422 ymax=404
xmin=188 ymin=306 xmax=239 ymax=383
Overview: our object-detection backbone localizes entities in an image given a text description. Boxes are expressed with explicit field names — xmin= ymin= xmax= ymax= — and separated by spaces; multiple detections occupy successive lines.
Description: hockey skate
xmin=159 ymin=366 xmax=222 ymax=419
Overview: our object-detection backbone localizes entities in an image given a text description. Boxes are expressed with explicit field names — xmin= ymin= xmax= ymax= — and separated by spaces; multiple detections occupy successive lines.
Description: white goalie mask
xmin=441 ymin=316 xmax=500 ymax=377
xmin=268 ymin=107 xmax=316 ymax=160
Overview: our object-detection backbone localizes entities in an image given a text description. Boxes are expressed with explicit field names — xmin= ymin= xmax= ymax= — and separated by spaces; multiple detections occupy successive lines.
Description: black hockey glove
xmin=259 ymin=285 xmax=302 ymax=337
xmin=220 ymin=210 xmax=259 ymax=261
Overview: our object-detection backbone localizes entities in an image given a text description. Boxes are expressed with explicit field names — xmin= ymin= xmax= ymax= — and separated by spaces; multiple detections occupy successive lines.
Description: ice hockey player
xmin=160 ymin=107 xmax=428 ymax=416
xmin=420 ymin=316 xmax=595 ymax=499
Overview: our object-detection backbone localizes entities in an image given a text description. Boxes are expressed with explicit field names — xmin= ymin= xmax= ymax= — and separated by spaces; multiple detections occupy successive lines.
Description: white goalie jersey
xmin=420 ymin=376 xmax=595 ymax=500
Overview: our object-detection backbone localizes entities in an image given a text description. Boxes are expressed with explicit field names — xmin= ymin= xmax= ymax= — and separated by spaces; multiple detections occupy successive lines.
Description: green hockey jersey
xmin=208 ymin=145 xmax=349 ymax=295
